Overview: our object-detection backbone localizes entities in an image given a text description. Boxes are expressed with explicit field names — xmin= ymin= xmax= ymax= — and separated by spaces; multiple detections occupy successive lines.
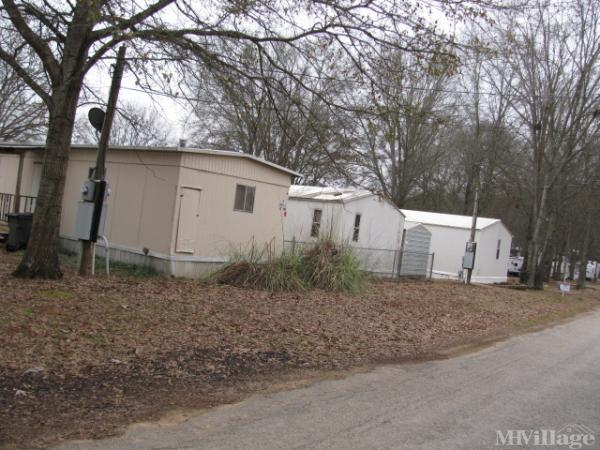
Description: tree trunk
xmin=463 ymin=177 xmax=473 ymax=215
xmin=577 ymin=205 xmax=593 ymax=289
xmin=535 ymin=254 xmax=552 ymax=289
xmin=519 ymin=203 xmax=534 ymax=284
xmin=527 ymin=184 xmax=548 ymax=289
xmin=553 ymin=233 xmax=570 ymax=281
xmin=13 ymin=84 xmax=82 ymax=279
xmin=568 ymin=249 xmax=577 ymax=281
xmin=550 ymin=253 xmax=560 ymax=280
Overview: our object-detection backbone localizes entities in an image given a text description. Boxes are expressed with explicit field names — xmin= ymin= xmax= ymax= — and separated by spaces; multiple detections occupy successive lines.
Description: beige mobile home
xmin=0 ymin=143 xmax=299 ymax=277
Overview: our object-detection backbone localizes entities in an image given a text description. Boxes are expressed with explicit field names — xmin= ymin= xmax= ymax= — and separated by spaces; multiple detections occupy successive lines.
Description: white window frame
xmin=311 ymin=209 xmax=322 ymax=237
xmin=233 ymin=184 xmax=256 ymax=213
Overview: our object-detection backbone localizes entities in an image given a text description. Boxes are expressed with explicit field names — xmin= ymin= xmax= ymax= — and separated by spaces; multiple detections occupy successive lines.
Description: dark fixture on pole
xmin=88 ymin=107 xmax=106 ymax=133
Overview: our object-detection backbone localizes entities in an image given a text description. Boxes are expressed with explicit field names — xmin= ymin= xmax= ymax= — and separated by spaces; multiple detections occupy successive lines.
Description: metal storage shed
xmin=399 ymin=221 xmax=432 ymax=277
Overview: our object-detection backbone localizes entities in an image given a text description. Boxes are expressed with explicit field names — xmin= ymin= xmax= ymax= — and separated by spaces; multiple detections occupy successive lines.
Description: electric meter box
xmin=75 ymin=201 xmax=107 ymax=241
xmin=462 ymin=241 xmax=477 ymax=269
xmin=75 ymin=179 xmax=109 ymax=242
xmin=82 ymin=179 xmax=100 ymax=202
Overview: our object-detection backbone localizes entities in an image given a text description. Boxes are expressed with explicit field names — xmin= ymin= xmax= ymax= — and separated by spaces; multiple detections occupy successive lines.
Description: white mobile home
xmin=400 ymin=209 xmax=512 ymax=283
xmin=285 ymin=186 xmax=405 ymax=275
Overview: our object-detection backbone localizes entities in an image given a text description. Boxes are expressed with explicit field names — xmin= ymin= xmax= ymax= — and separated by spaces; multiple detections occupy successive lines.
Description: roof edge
xmin=0 ymin=141 xmax=302 ymax=178
xmin=288 ymin=188 xmax=405 ymax=215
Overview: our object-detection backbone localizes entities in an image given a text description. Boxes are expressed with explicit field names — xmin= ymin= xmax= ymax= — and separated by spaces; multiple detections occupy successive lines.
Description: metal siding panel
xmin=177 ymin=166 xmax=290 ymax=258
xmin=401 ymin=225 xmax=432 ymax=276
xmin=181 ymin=153 xmax=290 ymax=187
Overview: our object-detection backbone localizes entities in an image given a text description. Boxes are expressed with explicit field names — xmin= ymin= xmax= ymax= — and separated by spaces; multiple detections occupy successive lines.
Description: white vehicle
xmin=508 ymin=256 xmax=524 ymax=276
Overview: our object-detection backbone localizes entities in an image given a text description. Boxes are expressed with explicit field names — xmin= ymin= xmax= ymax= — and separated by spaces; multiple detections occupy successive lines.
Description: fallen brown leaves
xmin=1 ymin=249 xmax=599 ymax=449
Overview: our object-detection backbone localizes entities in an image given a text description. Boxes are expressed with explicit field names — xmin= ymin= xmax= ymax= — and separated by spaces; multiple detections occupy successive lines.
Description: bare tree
xmin=0 ymin=0 xmax=497 ymax=278
xmin=485 ymin=0 xmax=600 ymax=288
xmin=186 ymin=43 xmax=350 ymax=183
xmin=74 ymin=102 xmax=169 ymax=146
xmin=0 ymin=61 xmax=45 ymax=141
xmin=349 ymin=52 xmax=456 ymax=207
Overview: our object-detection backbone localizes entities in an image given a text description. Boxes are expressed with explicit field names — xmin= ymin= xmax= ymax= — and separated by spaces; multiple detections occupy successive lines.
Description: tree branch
xmin=90 ymin=0 xmax=176 ymax=41
xmin=0 ymin=47 xmax=50 ymax=105
xmin=2 ymin=0 xmax=60 ymax=81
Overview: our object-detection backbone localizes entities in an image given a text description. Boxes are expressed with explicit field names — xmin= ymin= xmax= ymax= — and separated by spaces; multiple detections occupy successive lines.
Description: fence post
xmin=429 ymin=252 xmax=435 ymax=279
xmin=14 ymin=151 xmax=25 ymax=213
xmin=391 ymin=248 xmax=398 ymax=278
xmin=397 ymin=250 xmax=403 ymax=277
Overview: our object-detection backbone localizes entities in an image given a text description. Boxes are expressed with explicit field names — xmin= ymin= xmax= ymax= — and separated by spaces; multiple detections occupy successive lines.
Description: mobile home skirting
xmin=59 ymin=235 xmax=228 ymax=278
xmin=431 ymin=269 xmax=507 ymax=284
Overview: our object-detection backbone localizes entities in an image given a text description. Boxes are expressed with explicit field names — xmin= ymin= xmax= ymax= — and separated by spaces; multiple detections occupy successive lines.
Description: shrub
xmin=212 ymin=239 xmax=365 ymax=292
xmin=301 ymin=240 xmax=364 ymax=292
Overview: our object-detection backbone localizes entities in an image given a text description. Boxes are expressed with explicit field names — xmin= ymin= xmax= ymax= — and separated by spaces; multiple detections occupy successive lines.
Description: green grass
xmin=37 ymin=290 xmax=73 ymax=300
xmin=59 ymin=251 xmax=159 ymax=278
xmin=11 ymin=248 xmax=160 ymax=278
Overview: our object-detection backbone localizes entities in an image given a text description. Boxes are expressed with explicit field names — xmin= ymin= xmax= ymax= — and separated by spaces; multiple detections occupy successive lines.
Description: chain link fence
xmin=284 ymin=240 xmax=434 ymax=279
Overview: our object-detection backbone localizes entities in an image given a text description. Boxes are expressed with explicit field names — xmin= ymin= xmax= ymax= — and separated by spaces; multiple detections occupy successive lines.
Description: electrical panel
xmin=81 ymin=179 xmax=100 ymax=202
xmin=75 ymin=202 xmax=106 ymax=240
xmin=462 ymin=241 xmax=477 ymax=269
xmin=75 ymin=179 xmax=108 ymax=242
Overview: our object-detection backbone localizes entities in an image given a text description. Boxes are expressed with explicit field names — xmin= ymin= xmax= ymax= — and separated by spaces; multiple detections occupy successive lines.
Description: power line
xmin=91 ymin=84 xmax=600 ymax=134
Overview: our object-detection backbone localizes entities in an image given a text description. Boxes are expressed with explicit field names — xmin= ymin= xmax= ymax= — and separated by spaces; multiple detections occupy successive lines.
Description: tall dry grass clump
xmin=300 ymin=240 xmax=363 ymax=291
xmin=212 ymin=239 xmax=364 ymax=292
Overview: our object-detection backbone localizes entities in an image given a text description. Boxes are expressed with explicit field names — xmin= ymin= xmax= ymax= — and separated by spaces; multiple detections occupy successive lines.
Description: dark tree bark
xmin=577 ymin=204 xmax=593 ymax=289
xmin=13 ymin=83 xmax=85 ymax=278
xmin=11 ymin=1 xmax=92 ymax=278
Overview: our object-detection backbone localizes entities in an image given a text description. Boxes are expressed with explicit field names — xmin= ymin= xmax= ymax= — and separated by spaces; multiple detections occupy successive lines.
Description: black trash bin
xmin=6 ymin=213 xmax=33 ymax=251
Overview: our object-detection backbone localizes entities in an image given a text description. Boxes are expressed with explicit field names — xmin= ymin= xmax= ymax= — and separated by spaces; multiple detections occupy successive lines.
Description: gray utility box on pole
xmin=75 ymin=201 xmax=107 ymax=240
xmin=462 ymin=241 xmax=477 ymax=270
xmin=74 ymin=179 xmax=108 ymax=241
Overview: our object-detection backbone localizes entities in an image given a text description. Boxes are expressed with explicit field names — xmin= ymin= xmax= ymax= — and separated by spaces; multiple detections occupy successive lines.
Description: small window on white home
xmin=496 ymin=239 xmax=501 ymax=259
xmin=352 ymin=214 xmax=361 ymax=242
xmin=234 ymin=184 xmax=255 ymax=213
xmin=311 ymin=209 xmax=322 ymax=237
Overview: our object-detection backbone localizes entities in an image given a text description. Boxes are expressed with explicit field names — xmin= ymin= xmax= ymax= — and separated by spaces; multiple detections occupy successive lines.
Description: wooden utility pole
xmin=465 ymin=187 xmax=479 ymax=284
xmin=79 ymin=46 xmax=127 ymax=275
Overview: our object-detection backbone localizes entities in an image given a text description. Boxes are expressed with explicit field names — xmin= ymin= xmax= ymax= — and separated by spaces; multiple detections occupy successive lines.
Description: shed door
xmin=176 ymin=187 xmax=201 ymax=253
xmin=400 ymin=227 xmax=431 ymax=277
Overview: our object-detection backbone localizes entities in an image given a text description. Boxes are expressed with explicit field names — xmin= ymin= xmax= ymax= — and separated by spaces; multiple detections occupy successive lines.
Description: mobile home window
xmin=311 ymin=209 xmax=322 ymax=237
xmin=352 ymin=214 xmax=361 ymax=242
xmin=496 ymin=239 xmax=501 ymax=259
xmin=234 ymin=184 xmax=255 ymax=213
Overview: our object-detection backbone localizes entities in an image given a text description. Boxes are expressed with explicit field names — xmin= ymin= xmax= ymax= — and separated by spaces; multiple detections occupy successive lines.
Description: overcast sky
xmin=75 ymin=64 xmax=190 ymax=145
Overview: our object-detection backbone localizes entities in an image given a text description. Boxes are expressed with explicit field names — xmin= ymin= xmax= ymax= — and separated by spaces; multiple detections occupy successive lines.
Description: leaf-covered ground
xmin=1 ymin=249 xmax=599 ymax=449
